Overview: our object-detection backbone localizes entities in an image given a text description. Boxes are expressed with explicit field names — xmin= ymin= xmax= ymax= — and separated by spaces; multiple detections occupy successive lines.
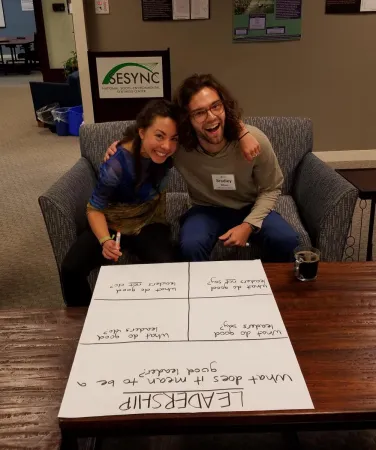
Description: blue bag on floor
xmin=68 ymin=105 xmax=83 ymax=136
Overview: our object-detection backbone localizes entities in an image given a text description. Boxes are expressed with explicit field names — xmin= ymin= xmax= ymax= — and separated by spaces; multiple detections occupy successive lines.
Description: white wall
xmin=71 ymin=0 xmax=94 ymax=123
xmin=0 ymin=0 xmax=5 ymax=28
xmin=42 ymin=0 xmax=76 ymax=68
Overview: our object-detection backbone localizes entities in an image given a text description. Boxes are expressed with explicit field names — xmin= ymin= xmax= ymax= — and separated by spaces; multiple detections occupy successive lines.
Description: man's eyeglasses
xmin=189 ymin=101 xmax=224 ymax=124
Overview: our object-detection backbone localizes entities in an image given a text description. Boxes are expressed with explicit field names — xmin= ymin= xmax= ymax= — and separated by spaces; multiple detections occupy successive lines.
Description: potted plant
xmin=63 ymin=51 xmax=78 ymax=78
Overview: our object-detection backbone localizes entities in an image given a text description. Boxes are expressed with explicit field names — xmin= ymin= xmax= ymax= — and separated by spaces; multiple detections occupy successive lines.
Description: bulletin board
xmin=233 ymin=0 xmax=302 ymax=42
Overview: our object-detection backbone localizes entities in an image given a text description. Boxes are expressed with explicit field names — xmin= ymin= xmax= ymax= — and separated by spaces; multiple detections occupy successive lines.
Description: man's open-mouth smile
xmin=205 ymin=123 xmax=221 ymax=134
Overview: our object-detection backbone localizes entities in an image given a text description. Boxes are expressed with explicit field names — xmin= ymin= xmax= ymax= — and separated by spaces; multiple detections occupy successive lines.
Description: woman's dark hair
xmin=173 ymin=73 xmax=243 ymax=150
xmin=119 ymin=99 xmax=179 ymax=190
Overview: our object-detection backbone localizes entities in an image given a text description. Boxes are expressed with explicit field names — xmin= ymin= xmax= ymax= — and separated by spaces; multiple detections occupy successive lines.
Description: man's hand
xmin=102 ymin=239 xmax=122 ymax=261
xmin=104 ymin=141 xmax=119 ymax=162
xmin=239 ymin=131 xmax=261 ymax=162
xmin=219 ymin=223 xmax=252 ymax=247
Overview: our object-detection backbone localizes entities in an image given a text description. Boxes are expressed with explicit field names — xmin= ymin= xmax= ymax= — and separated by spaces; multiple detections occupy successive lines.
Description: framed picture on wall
xmin=0 ymin=0 xmax=6 ymax=28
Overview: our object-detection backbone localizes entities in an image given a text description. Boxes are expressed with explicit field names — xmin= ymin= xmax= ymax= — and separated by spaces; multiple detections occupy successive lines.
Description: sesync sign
xmin=96 ymin=56 xmax=164 ymax=99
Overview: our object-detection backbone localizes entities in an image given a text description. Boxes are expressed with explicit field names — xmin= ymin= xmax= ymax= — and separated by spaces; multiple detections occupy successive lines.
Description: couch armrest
xmin=38 ymin=158 xmax=97 ymax=274
xmin=293 ymin=153 xmax=358 ymax=261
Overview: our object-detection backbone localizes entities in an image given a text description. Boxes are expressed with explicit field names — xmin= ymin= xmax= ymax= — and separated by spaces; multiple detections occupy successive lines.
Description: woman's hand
xmin=104 ymin=141 xmax=119 ymax=162
xmin=102 ymin=239 xmax=122 ymax=261
xmin=239 ymin=132 xmax=261 ymax=162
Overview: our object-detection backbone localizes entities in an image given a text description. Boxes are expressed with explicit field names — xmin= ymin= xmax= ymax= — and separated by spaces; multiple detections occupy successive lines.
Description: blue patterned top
xmin=89 ymin=146 xmax=168 ymax=210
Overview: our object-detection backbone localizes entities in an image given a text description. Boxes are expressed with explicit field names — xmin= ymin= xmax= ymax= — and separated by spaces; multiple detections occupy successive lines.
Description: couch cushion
xmin=244 ymin=117 xmax=313 ymax=195
xmin=167 ymin=167 xmax=188 ymax=193
xmin=166 ymin=192 xmax=191 ymax=241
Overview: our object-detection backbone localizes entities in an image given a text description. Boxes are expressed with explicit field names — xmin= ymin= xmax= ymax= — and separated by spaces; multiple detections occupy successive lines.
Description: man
xmin=106 ymin=73 xmax=298 ymax=262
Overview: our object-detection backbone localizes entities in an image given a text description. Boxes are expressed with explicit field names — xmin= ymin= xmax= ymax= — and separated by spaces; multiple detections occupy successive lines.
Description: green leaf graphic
xmin=102 ymin=63 xmax=157 ymax=84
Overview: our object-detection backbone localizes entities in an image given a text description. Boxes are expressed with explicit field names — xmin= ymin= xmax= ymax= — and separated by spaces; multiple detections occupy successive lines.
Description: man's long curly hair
xmin=173 ymin=73 xmax=243 ymax=150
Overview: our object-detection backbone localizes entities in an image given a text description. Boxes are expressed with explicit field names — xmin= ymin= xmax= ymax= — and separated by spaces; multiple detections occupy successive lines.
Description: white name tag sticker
xmin=212 ymin=174 xmax=236 ymax=190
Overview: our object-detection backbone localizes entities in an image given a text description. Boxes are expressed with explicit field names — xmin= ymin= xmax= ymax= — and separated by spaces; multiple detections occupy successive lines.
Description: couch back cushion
xmin=80 ymin=120 xmax=133 ymax=174
xmin=244 ymin=117 xmax=313 ymax=194
xmin=80 ymin=117 xmax=313 ymax=194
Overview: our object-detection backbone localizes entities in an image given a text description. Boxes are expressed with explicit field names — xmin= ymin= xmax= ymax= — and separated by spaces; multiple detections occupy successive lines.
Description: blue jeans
xmin=179 ymin=205 xmax=298 ymax=262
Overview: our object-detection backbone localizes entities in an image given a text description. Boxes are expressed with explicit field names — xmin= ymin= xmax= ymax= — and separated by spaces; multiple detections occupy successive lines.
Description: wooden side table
xmin=336 ymin=168 xmax=376 ymax=261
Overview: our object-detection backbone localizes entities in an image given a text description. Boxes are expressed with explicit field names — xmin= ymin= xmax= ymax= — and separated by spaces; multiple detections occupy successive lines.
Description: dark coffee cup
xmin=294 ymin=246 xmax=320 ymax=281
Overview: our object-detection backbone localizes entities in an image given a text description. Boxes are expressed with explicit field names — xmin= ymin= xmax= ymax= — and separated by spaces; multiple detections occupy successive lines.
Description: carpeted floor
xmin=0 ymin=76 xmax=79 ymax=308
xmin=1 ymin=76 xmax=376 ymax=449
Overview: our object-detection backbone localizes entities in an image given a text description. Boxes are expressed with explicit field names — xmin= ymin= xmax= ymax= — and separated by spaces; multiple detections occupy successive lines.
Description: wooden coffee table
xmin=2 ymin=262 xmax=376 ymax=449
xmin=0 ymin=308 xmax=86 ymax=450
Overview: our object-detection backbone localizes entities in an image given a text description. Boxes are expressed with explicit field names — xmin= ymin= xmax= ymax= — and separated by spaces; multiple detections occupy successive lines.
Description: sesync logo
xmin=97 ymin=58 xmax=164 ymax=98
xmin=102 ymin=62 xmax=160 ymax=85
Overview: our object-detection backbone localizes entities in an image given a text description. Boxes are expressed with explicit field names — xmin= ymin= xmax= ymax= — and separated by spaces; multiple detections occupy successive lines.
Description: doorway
xmin=33 ymin=0 xmax=76 ymax=82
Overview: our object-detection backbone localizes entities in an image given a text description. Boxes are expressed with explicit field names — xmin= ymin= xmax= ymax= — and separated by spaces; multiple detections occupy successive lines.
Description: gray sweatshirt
xmin=173 ymin=125 xmax=283 ymax=229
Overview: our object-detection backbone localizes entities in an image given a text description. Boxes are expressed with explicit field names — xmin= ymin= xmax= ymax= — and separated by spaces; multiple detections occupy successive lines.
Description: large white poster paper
xmin=59 ymin=261 xmax=313 ymax=418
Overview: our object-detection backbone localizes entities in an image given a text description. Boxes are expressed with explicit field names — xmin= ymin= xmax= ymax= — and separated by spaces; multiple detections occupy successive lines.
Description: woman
xmin=61 ymin=99 xmax=180 ymax=307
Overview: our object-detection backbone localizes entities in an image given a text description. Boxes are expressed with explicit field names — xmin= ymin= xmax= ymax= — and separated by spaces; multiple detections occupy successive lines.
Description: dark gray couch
xmin=39 ymin=117 xmax=358 ymax=301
